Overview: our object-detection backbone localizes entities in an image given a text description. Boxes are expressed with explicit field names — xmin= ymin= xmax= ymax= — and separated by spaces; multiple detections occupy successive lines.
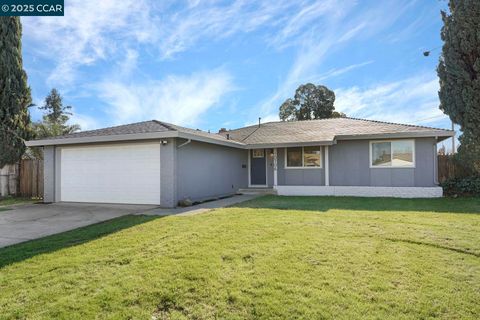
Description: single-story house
xmin=26 ymin=117 xmax=454 ymax=207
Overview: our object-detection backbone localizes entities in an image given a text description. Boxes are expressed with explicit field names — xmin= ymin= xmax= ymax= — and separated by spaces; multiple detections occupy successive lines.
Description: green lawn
xmin=0 ymin=196 xmax=36 ymax=210
xmin=0 ymin=196 xmax=479 ymax=319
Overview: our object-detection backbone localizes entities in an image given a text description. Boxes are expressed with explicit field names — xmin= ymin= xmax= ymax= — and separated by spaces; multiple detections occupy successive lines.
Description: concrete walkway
xmin=140 ymin=194 xmax=259 ymax=216
xmin=0 ymin=202 xmax=156 ymax=248
xmin=0 ymin=195 xmax=258 ymax=248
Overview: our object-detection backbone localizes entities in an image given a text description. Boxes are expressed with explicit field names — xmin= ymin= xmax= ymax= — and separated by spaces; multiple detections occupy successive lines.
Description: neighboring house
xmin=26 ymin=118 xmax=454 ymax=207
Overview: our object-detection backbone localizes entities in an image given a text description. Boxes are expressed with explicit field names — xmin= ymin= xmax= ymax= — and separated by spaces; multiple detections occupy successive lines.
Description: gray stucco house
xmin=26 ymin=117 xmax=454 ymax=207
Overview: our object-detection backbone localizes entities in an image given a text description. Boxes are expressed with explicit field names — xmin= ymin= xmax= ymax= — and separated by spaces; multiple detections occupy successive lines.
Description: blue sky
xmin=21 ymin=0 xmax=452 ymax=143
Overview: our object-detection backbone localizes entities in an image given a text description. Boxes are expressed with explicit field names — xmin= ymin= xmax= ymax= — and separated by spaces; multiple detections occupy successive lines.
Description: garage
xmin=59 ymin=142 xmax=161 ymax=205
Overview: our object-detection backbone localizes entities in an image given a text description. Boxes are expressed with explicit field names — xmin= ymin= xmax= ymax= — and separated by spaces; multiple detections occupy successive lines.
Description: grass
xmin=0 ymin=196 xmax=479 ymax=319
xmin=0 ymin=196 xmax=37 ymax=210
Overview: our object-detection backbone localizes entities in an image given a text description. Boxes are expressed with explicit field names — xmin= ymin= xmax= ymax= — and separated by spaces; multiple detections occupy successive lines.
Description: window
xmin=252 ymin=149 xmax=265 ymax=158
xmin=371 ymin=142 xmax=391 ymax=166
xmin=303 ymin=146 xmax=321 ymax=167
xmin=287 ymin=147 xmax=302 ymax=167
xmin=286 ymin=146 xmax=322 ymax=168
xmin=370 ymin=140 xmax=414 ymax=168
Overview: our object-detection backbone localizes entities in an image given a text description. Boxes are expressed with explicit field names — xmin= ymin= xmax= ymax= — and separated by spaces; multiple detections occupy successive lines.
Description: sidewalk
xmin=139 ymin=194 xmax=259 ymax=216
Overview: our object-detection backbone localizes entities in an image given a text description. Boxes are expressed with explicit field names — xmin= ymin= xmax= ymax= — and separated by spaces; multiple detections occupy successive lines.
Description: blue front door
xmin=250 ymin=149 xmax=266 ymax=185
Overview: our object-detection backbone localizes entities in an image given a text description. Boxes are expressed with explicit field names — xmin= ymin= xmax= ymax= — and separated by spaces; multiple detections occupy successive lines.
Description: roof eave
xmin=25 ymin=131 xmax=179 ymax=147
xmin=177 ymin=132 xmax=246 ymax=148
xmin=244 ymin=140 xmax=335 ymax=149
xmin=25 ymin=130 xmax=246 ymax=148
xmin=335 ymin=131 xmax=454 ymax=141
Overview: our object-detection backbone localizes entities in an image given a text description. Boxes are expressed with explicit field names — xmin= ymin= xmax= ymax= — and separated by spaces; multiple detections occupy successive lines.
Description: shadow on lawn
xmin=234 ymin=195 xmax=480 ymax=214
xmin=0 ymin=214 xmax=160 ymax=269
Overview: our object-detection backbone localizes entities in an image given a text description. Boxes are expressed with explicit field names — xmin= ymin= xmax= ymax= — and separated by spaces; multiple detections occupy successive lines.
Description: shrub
xmin=441 ymin=176 xmax=480 ymax=196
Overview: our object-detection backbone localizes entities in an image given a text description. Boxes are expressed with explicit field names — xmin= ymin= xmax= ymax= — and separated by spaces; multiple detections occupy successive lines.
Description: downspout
xmin=177 ymin=139 xmax=191 ymax=149
xmin=325 ymin=145 xmax=330 ymax=186
xmin=433 ymin=141 xmax=438 ymax=185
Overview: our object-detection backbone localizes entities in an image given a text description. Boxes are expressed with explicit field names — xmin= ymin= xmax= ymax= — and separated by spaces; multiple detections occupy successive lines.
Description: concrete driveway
xmin=0 ymin=203 xmax=157 ymax=248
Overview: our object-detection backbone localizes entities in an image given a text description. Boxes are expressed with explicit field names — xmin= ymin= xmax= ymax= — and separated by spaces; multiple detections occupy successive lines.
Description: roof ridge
xmin=158 ymin=120 xmax=222 ymax=136
xmin=152 ymin=120 xmax=177 ymax=131
xmin=227 ymin=117 xmax=345 ymax=132
xmin=227 ymin=117 xmax=370 ymax=132
xmin=73 ymin=120 xmax=165 ymax=135
xmin=227 ymin=116 xmax=452 ymax=132
xmin=156 ymin=120 xmax=241 ymax=142
xmin=344 ymin=117 xmax=452 ymax=132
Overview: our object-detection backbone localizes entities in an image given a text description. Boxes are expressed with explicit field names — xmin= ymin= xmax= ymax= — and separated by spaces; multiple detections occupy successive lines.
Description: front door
xmin=250 ymin=149 xmax=267 ymax=186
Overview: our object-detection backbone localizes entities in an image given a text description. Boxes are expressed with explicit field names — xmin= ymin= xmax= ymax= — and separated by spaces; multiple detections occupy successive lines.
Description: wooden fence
xmin=0 ymin=160 xmax=44 ymax=198
xmin=437 ymin=155 xmax=467 ymax=183
xmin=18 ymin=159 xmax=44 ymax=198
xmin=0 ymin=164 xmax=18 ymax=197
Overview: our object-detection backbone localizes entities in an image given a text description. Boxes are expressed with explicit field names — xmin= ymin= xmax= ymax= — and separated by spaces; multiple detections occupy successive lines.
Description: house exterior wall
xmin=267 ymin=151 xmax=274 ymax=187
xmin=276 ymin=186 xmax=443 ymax=198
xmin=41 ymin=136 xmax=439 ymax=205
xmin=43 ymin=146 xmax=56 ymax=203
xmin=329 ymin=138 xmax=437 ymax=187
xmin=160 ymin=138 xmax=177 ymax=207
xmin=176 ymin=139 xmax=248 ymax=203
xmin=276 ymin=147 xmax=326 ymax=186
xmin=42 ymin=145 xmax=62 ymax=203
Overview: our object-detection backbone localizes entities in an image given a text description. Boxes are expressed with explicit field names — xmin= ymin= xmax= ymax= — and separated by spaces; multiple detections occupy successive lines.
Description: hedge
xmin=441 ymin=176 xmax=480 ymax=196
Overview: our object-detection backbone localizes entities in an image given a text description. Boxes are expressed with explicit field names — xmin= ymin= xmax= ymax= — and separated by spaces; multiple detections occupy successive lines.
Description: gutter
xmin=335 ymin=131 xmax=454 ymax=142
xmin=244 ymin=140 xmax=335 ymax=149
xmin=25 ymin=130 xmax=247 ymax=149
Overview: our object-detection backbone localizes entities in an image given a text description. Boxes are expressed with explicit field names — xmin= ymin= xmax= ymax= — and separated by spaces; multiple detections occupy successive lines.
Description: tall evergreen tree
xmin=38 ymin=88 xmax=77 ymax=127
xmin=0 ymin=17 xmax=32 ymax=167
xmin=29 ymin=89 xmax=80 ymax=159
xmin=438 ymin=0 xmax=480 ymax=172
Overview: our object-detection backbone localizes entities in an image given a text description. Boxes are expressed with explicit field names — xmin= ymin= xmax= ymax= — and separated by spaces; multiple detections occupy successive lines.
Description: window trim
xmin=284 ymin=146 xmax=323 ymax=169
xmin=252 ymin=149 xmax=265 ymax=158
xmin=369 ymin=139 xmax=415 ymax=169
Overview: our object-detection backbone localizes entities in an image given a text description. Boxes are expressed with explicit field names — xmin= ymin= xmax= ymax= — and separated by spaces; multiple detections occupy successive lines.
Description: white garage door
xmin=60 ymin=143 xmax=161 ymax=205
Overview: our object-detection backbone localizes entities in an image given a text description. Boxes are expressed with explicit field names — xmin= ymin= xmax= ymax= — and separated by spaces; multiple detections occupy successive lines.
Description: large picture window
xmin=370 ymin=140 xmax=414 ymax=167
xmin=286 ymin=146 xmax=322 ymax=168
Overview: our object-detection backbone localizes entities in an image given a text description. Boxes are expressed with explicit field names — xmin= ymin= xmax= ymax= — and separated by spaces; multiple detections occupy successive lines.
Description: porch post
xmin=273 ymin=148 xmax=278 ymax=187
xmin=325 ymin=145 xmax=329 ymax=186
xmin=247 ymin=149 xmax=251 ymax=187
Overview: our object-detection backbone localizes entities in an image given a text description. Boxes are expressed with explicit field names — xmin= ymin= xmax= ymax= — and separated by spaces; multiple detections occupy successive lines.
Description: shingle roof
xmin=39 ymin=120 xmax=243 ymax=145
xmin=156 ymin=121 xmax=244 ymax=145
xmin=29 ymin=117 xmax=453 ymax=147
xmin=222 ymin=117 xmax=453 ymax=146
xmin=41 ymin=120 xmax=173 ymax=140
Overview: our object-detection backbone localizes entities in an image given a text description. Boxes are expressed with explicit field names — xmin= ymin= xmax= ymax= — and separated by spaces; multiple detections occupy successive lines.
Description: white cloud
xmin=257 ymin=0 xmax=419 ymax=119
xmin=23 ymin=0 xmax=358 ymax=86
xmin=156 ymin=0 xmax=347 ymax=59
xmin=337 ymin=22 xmax=367 ymax=43
xmin=335 ymin=73 xmax=448 ymax=125
xmin=22 ymin=0 xmax=157 ymax=86
xmin=315 ymin=61 xmax=374 ymax=82
xmin=68 ymin=112 xmax=100 ymax=131
xmin=269 ymin=0 xmax=345 ymax=48
xmin=96 ymin=69 xmax=235 ymax=126
xmin=117 ymin=49 xmax=139 ymax=78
